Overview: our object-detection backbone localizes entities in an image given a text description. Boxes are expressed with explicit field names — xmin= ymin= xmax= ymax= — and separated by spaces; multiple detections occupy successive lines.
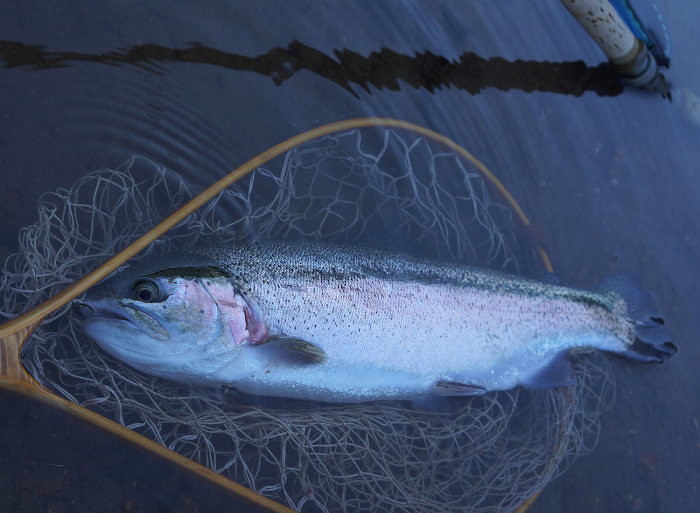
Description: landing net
xmin=1 ymin=128 xmax=614 ymax=513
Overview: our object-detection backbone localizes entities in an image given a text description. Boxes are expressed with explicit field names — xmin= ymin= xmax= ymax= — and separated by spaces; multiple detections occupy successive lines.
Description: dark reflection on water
xmin=0 ymin=39 xmax=623 ymax=97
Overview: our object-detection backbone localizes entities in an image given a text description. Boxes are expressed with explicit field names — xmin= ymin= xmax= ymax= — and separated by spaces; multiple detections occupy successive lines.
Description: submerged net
xmin=1 ymin=128 xmax=614 ymax=513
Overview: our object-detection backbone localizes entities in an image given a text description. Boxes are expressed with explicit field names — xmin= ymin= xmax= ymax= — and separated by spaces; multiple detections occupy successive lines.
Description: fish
xmin=78 ymin=240 xmax=676 ymax=403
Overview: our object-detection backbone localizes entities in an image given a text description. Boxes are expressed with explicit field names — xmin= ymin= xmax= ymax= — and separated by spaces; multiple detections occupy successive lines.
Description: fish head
xmin=78 ymin=253 xmax=265 ymax=385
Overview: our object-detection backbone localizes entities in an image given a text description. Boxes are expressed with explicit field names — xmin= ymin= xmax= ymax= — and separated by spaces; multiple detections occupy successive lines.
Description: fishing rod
xmin=558 ymin=0 xmax=670 ymax=97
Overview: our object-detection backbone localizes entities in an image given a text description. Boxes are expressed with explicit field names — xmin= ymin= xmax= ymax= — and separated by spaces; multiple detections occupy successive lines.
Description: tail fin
xmin=596 ymin=274 xmax=677 ymax=363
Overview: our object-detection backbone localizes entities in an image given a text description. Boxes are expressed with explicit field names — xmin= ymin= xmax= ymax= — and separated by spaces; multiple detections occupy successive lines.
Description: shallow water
xmin=1 ymin=1 xmax=699 ymax=512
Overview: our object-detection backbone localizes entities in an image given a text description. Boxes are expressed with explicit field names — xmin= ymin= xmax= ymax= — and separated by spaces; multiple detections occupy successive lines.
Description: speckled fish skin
xmin=190 ymin=241 xmax=671 ymax=401
xmin=80 ymin=240 xmax=675 ymax=403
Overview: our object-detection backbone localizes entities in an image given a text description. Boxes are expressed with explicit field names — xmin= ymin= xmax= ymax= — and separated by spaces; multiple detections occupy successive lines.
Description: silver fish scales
xmin=81 ymin=240 xmax=675 ymax=403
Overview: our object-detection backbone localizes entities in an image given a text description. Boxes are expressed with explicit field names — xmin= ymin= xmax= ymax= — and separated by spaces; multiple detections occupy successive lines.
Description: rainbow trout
xmin=79 ymin=241 xmax=675 ymax=403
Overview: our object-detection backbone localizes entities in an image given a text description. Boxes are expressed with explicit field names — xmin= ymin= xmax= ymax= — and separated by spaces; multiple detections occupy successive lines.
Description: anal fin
xmin=523 ymin=351 xmax=576 ymax=390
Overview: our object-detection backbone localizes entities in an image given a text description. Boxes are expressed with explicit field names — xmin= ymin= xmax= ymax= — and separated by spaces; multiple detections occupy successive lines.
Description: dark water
xmin=1 ymin=0 xmax=698 ymax=511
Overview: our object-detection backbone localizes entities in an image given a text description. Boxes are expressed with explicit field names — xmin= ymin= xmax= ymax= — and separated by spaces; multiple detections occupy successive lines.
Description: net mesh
xmin=1 ymin=128 xmax=614 ymax=513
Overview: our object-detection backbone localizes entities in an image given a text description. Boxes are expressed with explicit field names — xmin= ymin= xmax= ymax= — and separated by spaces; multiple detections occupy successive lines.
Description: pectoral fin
xmin=430 ymin=381 xmax=487 ymax=396
xmin=257 ymin=337 xmax=327 ymax=367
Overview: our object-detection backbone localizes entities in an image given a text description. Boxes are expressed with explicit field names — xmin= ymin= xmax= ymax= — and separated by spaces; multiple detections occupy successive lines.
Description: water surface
xmin=1 ymin=1 xmax=698 ymax=511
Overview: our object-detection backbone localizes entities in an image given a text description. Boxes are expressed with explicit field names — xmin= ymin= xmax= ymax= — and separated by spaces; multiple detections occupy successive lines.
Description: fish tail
xmin=596 ymin=274 xmax=676 ymax=363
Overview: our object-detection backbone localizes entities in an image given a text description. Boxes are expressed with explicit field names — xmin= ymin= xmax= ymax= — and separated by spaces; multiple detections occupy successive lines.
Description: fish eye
xmin=133 ymin=279 xmax=160 ymax=303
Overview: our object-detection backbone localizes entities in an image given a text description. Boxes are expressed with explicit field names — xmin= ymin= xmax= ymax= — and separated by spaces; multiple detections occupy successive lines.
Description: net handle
xmin=0 ymin=117 xmax=550 ymax=513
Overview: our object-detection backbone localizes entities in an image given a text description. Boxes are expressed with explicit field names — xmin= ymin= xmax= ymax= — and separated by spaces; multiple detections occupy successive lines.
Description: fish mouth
xmin=74 ymin=300 xmax=96 ymax=316
xmin=77 ymin=300 xmax=171 ymax=341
